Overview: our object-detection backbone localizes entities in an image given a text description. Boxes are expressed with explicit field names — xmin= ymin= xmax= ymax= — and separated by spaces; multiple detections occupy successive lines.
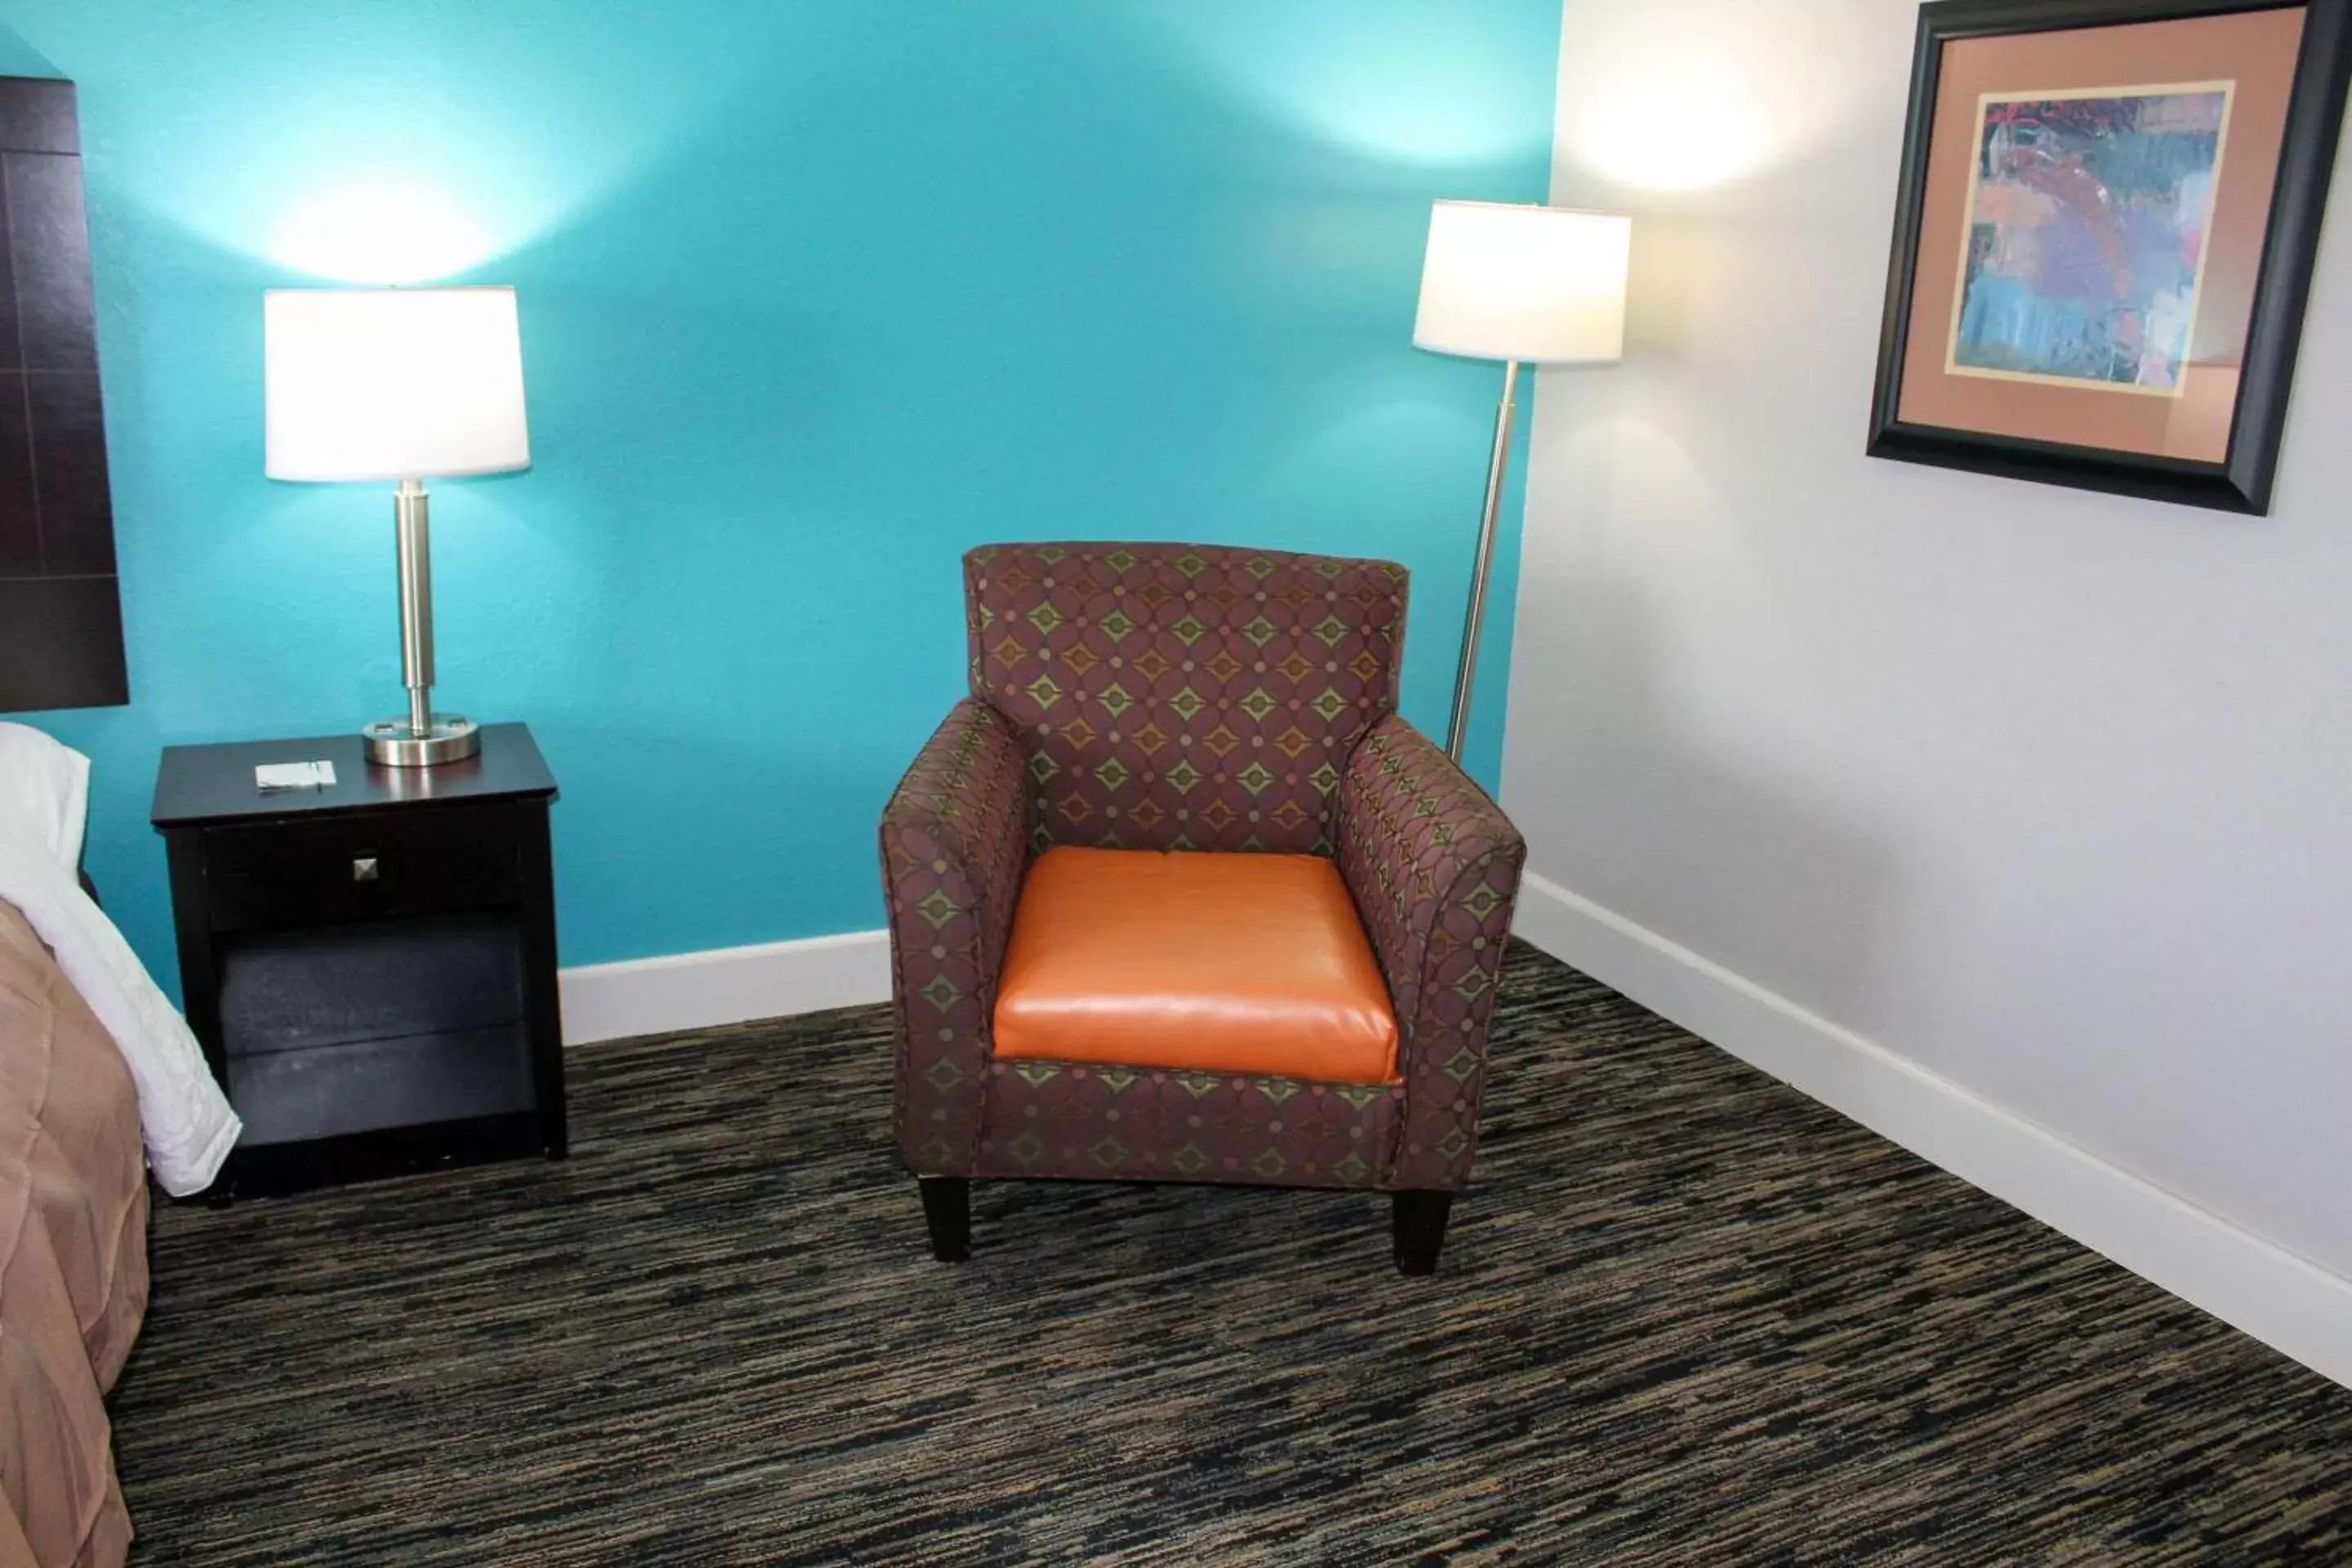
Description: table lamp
xmin=264 ymin=286 xmax=531 ymax=766
xmin=1414 ymin=201 xmax=1630 ymax=761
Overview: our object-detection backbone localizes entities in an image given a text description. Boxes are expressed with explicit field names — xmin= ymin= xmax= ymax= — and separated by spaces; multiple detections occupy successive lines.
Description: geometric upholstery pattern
xmin=880 ymin=697 xmax=1031 ymax=1177
xmin=883 ymin=542 xmax=1526 ymax=1199
xmin=975 ymin=1059 xmax=1405 ymax=1189
xmin=964 ymin=542 xmax=1409 ymax=856
xmin=1336 ymin=716 xmax=1526 ymax=1191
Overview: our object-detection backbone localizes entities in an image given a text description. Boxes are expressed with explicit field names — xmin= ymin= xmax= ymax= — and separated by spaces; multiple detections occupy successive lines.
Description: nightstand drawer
xmin=198 ymin=804 xmax=531 ymax=929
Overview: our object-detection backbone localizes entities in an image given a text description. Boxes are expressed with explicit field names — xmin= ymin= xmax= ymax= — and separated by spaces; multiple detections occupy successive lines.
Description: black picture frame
xmin=1867 ymin=0 xmax=2352 ymax=514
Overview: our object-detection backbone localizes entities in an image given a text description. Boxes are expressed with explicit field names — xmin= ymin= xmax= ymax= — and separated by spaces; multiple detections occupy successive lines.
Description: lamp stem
xmin=393 ymin=477 xmax=436 ymax=737
xmin=1446 ymin=358 xmax=1519 ymax=764
xmin=364 ymin=477 xmax=478 ymax=767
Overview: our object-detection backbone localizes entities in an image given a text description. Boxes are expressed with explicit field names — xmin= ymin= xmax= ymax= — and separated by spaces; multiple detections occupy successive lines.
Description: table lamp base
xmin=364 ymin=715 xmax=481 ymax=768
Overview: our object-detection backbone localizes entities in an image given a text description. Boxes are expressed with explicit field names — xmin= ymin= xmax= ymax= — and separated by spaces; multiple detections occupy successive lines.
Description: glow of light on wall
xmin=267 ymin=176 xmax=497 ymax=283
xmin=60 ymin=5 xmax=779 ymax=290
xmin=1568 ymin=70 xmax=1769 ymax=193
xmin=1555 ymin=2 xmax=1855 ymax=194
xmin=1290 ymin=78 xmax=1541 ymax=167
xmin=1143 ymin=2 xmax=1552 ymax=167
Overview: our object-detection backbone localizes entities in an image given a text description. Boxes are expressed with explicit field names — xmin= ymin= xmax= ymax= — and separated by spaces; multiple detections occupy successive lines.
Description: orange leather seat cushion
xmin=993 ymin=847 xmax=1399 ymax=1083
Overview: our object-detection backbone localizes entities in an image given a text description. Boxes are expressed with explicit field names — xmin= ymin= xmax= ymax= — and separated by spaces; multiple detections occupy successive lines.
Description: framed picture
xmin=1869 ymin=0 xmax=2352 ymax=514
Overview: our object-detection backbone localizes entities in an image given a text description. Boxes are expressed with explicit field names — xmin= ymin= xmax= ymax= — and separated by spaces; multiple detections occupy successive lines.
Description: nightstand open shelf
xmin=153 ymin=723 xmax=566 ymax=1197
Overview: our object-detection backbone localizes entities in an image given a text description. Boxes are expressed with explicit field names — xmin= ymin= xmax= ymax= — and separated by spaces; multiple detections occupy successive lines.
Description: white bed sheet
xmin=0 ymin=725 xmax=238 ymax=1195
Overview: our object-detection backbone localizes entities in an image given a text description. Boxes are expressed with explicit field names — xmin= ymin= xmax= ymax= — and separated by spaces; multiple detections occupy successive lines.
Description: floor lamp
xmin=1414 ymin=202 xmax=1630 ymax=763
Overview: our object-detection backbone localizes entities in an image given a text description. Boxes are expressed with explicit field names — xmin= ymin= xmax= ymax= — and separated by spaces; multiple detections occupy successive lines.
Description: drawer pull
xmin=353 ymin=858 xmax=380 ymax=883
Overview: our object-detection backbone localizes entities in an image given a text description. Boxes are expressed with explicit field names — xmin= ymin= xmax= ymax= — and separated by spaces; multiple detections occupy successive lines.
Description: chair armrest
xmin=1335 ymin=715 xmax=1526 ymax=1191
xmin=880 ymin=698 xmax=1034 ymax=1174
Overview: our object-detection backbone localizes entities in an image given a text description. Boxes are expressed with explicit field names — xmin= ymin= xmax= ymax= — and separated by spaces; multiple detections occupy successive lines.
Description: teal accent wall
xmin=0 ymin=25 xmax=56 ymax=77
xmin=7 ymin=2 xmax=1558 ymax=990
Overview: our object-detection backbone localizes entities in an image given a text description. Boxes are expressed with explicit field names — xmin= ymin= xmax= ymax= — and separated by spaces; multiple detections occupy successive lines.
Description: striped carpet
xmin=112 ymin=943 xmax=2352 ymax=1565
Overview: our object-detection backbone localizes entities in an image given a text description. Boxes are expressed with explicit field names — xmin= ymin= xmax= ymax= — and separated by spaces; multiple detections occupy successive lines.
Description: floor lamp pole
xmin=1446 ymin=358 xmax=1520 ymax=764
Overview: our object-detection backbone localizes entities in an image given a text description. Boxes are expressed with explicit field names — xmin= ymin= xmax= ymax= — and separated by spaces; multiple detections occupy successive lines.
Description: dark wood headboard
xmin=0 ymin=76 xmax=127 ymax=713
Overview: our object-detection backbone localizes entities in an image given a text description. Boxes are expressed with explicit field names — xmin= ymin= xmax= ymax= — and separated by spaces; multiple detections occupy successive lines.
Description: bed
xmin=0 ymin=724 xmax=239 ymax=1566
xmin=0 ymin=901 xmax=148 ymax=1566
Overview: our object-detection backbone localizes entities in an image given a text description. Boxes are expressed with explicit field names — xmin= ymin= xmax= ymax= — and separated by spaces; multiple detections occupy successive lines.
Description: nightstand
xmin=153 ymin=722 xmax=566 ymax=1196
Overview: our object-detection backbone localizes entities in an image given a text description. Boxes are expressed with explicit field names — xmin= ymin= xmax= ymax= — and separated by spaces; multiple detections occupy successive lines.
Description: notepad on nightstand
xmin=254 ymin=760 xmax=338 ymax=793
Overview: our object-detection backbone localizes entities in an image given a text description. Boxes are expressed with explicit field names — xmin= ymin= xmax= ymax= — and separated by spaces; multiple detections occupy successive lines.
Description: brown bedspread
xmin=0 ymin=902 xmax=148 ymax=1568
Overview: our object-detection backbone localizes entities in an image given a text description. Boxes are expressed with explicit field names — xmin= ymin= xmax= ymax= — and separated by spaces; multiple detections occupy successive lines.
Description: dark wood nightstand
xmin=153 ymin=722 xmax=566 ymax=1196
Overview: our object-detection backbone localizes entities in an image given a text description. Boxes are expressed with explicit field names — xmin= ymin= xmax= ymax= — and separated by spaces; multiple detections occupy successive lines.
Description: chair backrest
xmin=966 ymin=541 xmax=1409 ymax=854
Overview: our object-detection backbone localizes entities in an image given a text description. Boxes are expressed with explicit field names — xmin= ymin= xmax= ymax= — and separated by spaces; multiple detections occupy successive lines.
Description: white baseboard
xmin=1512 ymin=870 xmax=2352 ymax=1391
xmin=559 ymin=929 xmax=893 ymax=1046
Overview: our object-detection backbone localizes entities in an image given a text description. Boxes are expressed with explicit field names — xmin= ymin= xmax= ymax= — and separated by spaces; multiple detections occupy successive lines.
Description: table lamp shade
xmin=265 ymin=287 xmax=530 ymax=482
xmin=1414 ymin=202 xmax=1631 ymax=366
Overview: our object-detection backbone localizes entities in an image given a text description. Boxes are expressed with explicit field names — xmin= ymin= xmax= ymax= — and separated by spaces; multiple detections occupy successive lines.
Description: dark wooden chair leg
xmin=1391 ymin=1191 xmax=1454 ymax=1276
xmin=920 ymin=1176 xmax=971 ymax=1263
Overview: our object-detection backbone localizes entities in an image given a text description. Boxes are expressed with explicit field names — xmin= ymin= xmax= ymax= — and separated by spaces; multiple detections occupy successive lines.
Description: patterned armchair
xmin=879 ymin=542 xmax=1525 ymax=1272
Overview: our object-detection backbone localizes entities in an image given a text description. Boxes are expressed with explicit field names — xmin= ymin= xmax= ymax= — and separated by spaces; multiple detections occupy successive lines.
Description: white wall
xmin=1511 ymin=0 xmax=2352 ymax=1376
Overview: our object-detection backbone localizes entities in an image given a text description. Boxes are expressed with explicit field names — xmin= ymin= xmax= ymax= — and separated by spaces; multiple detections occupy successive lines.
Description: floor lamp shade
xmin=263 ymin=286 xmax=532 ymax=767
xmin=1414 ymin=202 xmax=1631 ymax=766
xmin=1414 ymin=202 xmax=1631 ymax=367
xmin=265 ymin=287 xmax=531 ymax=482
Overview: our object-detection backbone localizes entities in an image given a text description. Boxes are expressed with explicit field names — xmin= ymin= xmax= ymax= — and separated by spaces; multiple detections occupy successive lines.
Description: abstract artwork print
xmin=1947 ymin=83 xmax=2234 ymax=396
